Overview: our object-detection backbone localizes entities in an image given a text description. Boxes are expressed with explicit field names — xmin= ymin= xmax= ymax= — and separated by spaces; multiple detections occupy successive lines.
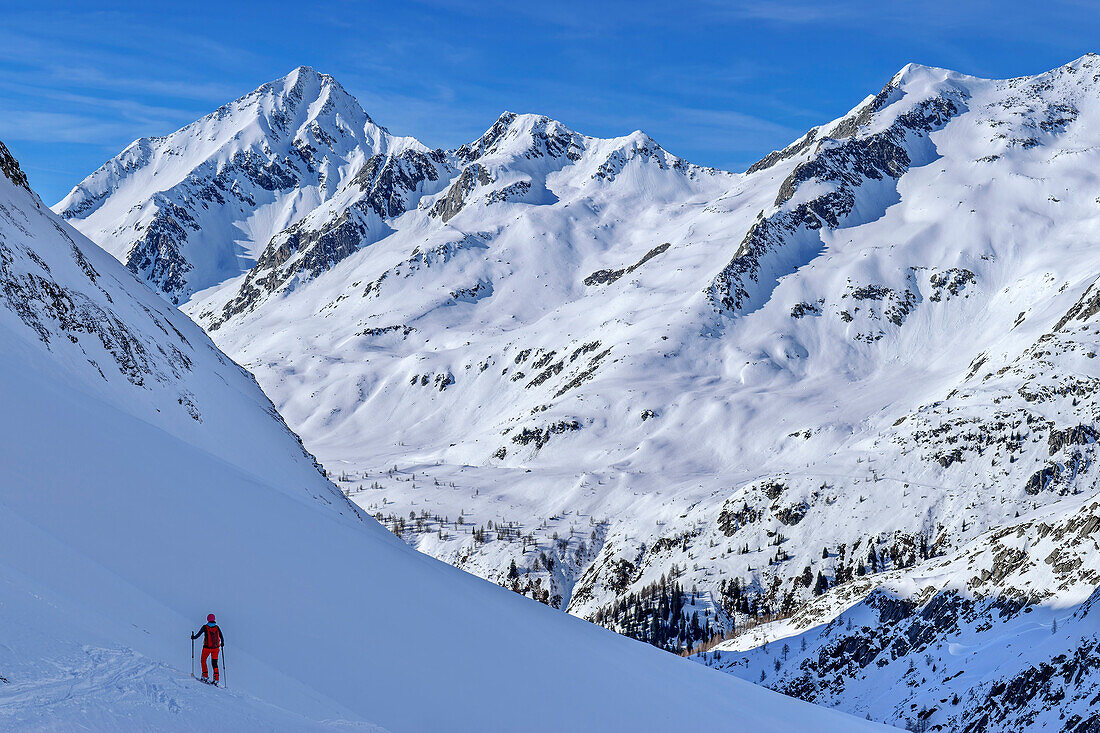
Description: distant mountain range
xmin=58 ymin=55 xmax=1100 ymax=731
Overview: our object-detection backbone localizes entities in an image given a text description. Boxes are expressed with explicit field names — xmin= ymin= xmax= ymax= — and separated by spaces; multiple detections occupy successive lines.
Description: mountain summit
xmin=55 ymin=66 xmax=418 ymax=303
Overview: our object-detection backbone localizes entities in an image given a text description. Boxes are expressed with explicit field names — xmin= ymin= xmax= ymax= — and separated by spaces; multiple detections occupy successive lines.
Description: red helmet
xmin=207 ymin=613 xmax=216 ymax=623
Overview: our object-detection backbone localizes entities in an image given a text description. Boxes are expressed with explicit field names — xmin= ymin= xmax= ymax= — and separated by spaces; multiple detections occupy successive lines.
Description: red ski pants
xmin=201 ymin=647 xmax=220 ymax=680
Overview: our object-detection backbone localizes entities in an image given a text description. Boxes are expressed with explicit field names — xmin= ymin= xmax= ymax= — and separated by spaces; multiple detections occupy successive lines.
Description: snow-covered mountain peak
xmin=1054 ymin=50 xmax=1100 ymax=73
xmin=456 ymin=111 xmax=585 ymax=165
xmin=249 ymin=64 xmax=385 ymax=142
xmin=54 ymin=67 xmax=410 ymax=303
xmin=888 ymin=61 xmax=962 ymax=87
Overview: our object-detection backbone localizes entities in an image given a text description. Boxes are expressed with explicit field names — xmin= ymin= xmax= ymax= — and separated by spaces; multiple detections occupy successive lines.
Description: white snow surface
xmin=0 ymin=144 xmax=881 ymax=730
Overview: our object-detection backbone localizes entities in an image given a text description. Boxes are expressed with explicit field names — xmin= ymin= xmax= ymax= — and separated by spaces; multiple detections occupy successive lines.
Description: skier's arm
xmin=219 ymin=628 xmax=225 ymax=647
xmin=191 ymin=625 xmax=205 ymax=641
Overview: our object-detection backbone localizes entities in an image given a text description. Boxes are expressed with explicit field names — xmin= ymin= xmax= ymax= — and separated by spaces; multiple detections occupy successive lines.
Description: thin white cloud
xmin=46 ymin=65 xmax=242 ymax=102
xmin=0 ymin=111 xmax=140 ymax=144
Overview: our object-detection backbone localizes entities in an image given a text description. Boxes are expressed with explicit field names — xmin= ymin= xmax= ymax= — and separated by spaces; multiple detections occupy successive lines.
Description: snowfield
xmin=0 ymin=141 xmax=884 ymax=730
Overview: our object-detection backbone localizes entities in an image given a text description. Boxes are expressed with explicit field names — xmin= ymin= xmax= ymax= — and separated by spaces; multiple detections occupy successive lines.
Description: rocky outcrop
xmin=0 ymin=141 xmax=29 ymax=191
xmin=584 ymin=243 xmax=670 ymax=286
xmin=430 ymin=163 xmax=492 ymax=222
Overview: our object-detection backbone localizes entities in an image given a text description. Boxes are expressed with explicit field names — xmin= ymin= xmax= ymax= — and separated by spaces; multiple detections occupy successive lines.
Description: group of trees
xmin=374 ymin=509 xmax=532 ymax=546
xmin=593 ymin=573 xmax=715 ymax=653
xmin=506 ymin=573 xmax=563 ymax=608
xmin=811 ymin=533 xmax=937 ymax=594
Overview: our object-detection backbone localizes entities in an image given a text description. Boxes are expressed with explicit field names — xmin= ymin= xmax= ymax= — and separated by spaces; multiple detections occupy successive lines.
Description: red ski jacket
xmin=192 ymin=623 xmax=223 ymax=649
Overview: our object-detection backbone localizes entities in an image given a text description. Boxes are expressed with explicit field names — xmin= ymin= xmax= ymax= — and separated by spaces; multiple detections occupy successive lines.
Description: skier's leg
xmin=200 ymin=647 xmax=210 ymax=679
xmin=212 ymin=648 xmax=220 ymax=682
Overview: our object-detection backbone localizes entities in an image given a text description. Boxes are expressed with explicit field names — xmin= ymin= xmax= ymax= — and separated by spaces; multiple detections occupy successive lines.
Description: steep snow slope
xmin=0 ymin=141 xmax=880 ymax=731
xmin=55 ymin=66 xmax=422 ymax=304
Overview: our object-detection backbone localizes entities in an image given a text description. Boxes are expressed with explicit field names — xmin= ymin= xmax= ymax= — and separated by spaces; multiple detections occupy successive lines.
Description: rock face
xmin=0 ymin=141 xmax=30 ymax=191
xmin=708 ymin=81 xmax=962 ymax=315
xmin=65 ymin=55 xmax=1100 ymax=731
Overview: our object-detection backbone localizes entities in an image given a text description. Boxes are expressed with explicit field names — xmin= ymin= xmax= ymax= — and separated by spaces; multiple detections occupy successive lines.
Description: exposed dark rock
xmin=790 ymin=301 xmax=821 ymax=318
xmin=746 ymin=129 xmax=820 ymax=175
xmin=511 ymin=419 xmax=582 ymax=450
xmin=352 ymin=148 xmax=448 ymax=219
xmin=0 ymin=141 xmax=30 ymax=191
xmin=762 ymin=481 xmax=788 ymax=500
xmin=430 ymin=163 xmax=492 ymax=222
xmin=929 ymin=268 xmax=976 ymax=301
xmin=485 ymin=180 xmax=532 ymax=204
xmin=554 ymin=348 xmax=611 ymax=397
xmin=124 ymin=200 xmax=197 ymax=304
xmin=1049 ymin=425 xmax=1099 ymax=456
xmin=1025 ymin=464 xmax=1061 ymax=495
xmin=584 ymin=243 xmax=671 ymax=286
xmin=1054 ymin=281 xmax=1100 ymax=331
xmin=717 ymin=501 xmax=762 ymax=536
xmin=776 ymin=502 xmax=809 ymax=526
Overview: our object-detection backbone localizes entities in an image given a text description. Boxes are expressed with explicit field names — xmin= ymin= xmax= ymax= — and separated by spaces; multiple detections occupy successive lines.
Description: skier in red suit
xmin=192 ymin=613 xmax=224 ymax=683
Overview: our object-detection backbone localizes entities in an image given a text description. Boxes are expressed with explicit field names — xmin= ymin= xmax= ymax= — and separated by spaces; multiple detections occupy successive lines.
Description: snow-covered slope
xmin=1 ymin=140 xmax=880 ymax=730
xmin=55 ymin=66 xmax=423 ymax=304
xmin=62 ymin=55 xmax=1100 ymax=730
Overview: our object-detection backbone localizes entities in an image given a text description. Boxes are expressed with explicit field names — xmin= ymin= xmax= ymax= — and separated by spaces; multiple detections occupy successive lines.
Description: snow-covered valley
xmin=51 ymin=54 xmax=1100 ymax=730
xmin=0 ymin=138 xmax=886 ymax=730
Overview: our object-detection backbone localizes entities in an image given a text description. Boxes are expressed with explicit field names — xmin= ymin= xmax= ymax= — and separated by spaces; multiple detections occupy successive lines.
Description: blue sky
xmin=3 ymin=1 xmax=1098 ymax=203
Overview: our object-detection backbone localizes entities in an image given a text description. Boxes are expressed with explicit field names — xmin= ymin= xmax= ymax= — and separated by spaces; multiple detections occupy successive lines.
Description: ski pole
xmin=221 ymin=646 xmax=226 ymax=689
xmin=191 ymin=636 xmax=195 ymax=678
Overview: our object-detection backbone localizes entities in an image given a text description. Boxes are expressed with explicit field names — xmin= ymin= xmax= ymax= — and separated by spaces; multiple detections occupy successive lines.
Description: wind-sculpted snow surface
xmin=2 ymin=143 xmax=881 ymax=731
xmin=63 ymin=55 xmax=1100 ymax=730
